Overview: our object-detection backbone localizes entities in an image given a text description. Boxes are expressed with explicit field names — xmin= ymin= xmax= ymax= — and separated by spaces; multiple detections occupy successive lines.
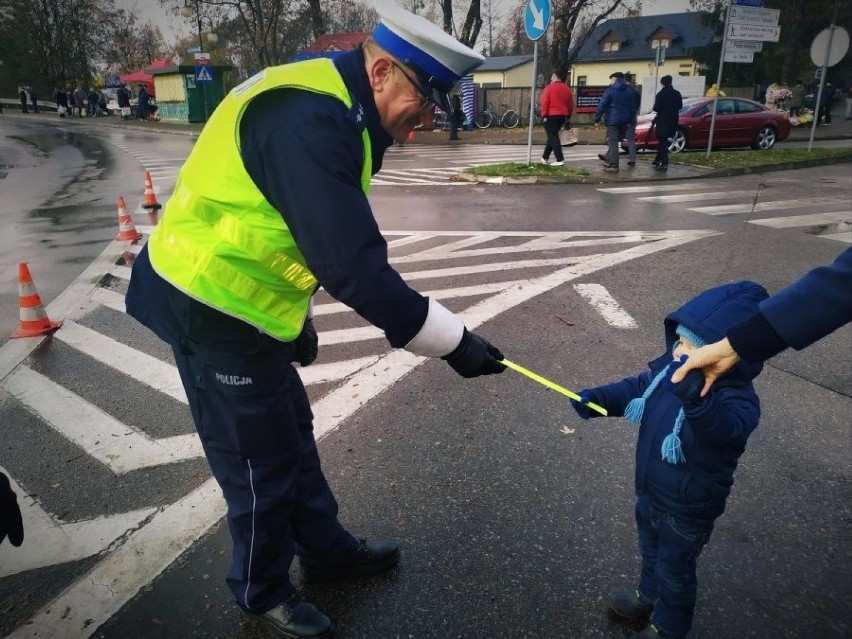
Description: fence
xmin=479 ymin=87 xmax=541 ymax=122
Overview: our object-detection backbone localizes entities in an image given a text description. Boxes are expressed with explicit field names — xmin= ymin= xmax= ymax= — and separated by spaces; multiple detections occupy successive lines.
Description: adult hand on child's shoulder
xmin=666 ymin=359 xmax=706 ymax=407
xmin=669 ymin=339 xmax=740 ymax=397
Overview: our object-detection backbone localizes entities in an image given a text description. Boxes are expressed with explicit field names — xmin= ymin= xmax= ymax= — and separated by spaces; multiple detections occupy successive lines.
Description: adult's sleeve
xmin=241 ymin=92 xmax=463 ymax=354
xmin=728 ymin=247 xmax=852 ymax=361
xmin=540 ymin=86 xmax=550 ymax=116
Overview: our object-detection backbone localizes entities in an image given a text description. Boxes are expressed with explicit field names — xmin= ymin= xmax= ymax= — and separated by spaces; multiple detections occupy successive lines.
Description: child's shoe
xmin=610 ymin=589 xmax=654 ymax=619
xmin=631 ymin=623 xmax=683 ymax=639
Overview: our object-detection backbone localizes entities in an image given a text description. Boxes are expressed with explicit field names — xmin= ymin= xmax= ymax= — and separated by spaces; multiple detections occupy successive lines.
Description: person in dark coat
xmin=137 ymin=85 xmax=149 ymax=120
xmin=651 ymin=75 xmax=683 ymax=172
xmin=449 ymin=93 xmax=462 ymax=140
xmin=19 ymin=88 xmax=28 ymax=113
xmin=593 ymin=71 xmax=638 ymax=172
xmin=672 ymin=247 xmax=852 ymax=394
xmin=571 ymin=281 xmax=769 ymax=639
xmin=817 ymin=81 xmax=837 ymax=125
xmin=54 ymin=86 xmax=69 ymax=117
xmin=0 ymin=471 xmax=24 ymax=547
xmin=29 ymin=88 xmax=38 ymax=113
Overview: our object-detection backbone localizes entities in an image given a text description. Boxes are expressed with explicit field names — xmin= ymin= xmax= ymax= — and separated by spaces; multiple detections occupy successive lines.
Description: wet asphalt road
xmin=0 ymin=115 xmax=850 ymax=639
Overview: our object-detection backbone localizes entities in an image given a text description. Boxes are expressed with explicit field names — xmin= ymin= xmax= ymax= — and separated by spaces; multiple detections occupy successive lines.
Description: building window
xmin=603 ymin=41 xmax=620 ymax=52
xmin=577 ymin=76 xmax=587 ymax=87
xmin=651 ymin=38 xmax=670 ymax=49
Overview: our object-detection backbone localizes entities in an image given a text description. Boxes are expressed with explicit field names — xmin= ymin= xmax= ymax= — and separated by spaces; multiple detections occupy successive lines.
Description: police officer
xmin=125 ymin=4 xmax=503 ymax=638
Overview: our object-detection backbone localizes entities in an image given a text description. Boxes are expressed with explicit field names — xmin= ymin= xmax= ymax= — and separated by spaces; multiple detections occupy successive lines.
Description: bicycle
xmin=522 ymin=106 xmax=544 ymax=127
xmin=475 ymin=102 xmax=521 ymax=129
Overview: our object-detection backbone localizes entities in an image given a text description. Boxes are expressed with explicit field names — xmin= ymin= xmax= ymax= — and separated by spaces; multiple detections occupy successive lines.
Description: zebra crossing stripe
xmin=598 ymin=184 xmax=712 ymax=194
xmin=573 ymin=283 xmax=638 ymax=328
xmin=637 ymin=190 xmax=755 ymax=203
xmin=688 ymin=197 xmax=845 ymax=216
xmin=748 ymin=211 xmax=851 ymax=228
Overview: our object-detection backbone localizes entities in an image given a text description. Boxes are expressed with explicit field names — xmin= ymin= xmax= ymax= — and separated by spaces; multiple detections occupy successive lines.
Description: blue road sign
xmin=733 ymin=0 xmax=763 ymax=6
xmin=524 ymin=0 xmax=551 ymax=41
xmin=195 ymin=65 xmax=213 ymax=82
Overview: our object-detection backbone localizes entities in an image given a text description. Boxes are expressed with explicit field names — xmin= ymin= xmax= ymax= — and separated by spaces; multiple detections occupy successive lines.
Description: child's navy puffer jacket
xmin=586 ymin=281 xmax=768 ymax=521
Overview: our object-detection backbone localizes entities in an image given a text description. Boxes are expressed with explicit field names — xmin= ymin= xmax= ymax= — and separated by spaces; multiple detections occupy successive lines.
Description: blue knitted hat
xmin=623 ymin=324 xmax=707 ymax=465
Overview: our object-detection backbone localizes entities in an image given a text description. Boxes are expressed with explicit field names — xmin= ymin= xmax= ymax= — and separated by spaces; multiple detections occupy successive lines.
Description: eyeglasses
xmin=391 ymin=62 xmax=436 ymax=113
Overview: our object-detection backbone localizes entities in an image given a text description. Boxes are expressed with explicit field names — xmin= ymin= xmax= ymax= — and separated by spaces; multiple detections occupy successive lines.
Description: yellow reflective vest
xmin=148 ymin=59 xmax=373 ymax=341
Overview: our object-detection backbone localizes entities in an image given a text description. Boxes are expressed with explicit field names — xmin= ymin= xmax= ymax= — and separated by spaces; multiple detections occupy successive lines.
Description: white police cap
xmin=372 ymin=2 xmax=484 ymax=111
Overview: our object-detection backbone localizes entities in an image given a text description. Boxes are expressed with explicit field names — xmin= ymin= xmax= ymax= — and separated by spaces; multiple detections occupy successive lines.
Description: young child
xmin=570 ymin=281 xmax=769 ymax=639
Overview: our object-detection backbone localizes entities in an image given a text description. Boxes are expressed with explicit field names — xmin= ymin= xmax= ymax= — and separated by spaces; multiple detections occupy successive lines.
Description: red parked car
xmin=627 ymin=97 xmax=791 ymax=153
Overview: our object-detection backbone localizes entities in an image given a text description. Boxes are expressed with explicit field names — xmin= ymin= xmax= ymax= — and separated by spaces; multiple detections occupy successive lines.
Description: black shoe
xmin=244 ymin=593 xmax=333 ymax=639
xmin=604 ymin=164 xmax=619 ymax=173
xmin=627 ymin=161 xmax=636 ymax=167
xmin=598 ymin=153 xmax=609 ymax=163
xmin=652 ymin=159 xmax=660 ymax=167
xmin=300 ymin=538 xmax=400 ymax=584
xmin=610 ymin=589 xmax=654 ymax=620
xmin=655 ymin=164 xmax=668 ymax=172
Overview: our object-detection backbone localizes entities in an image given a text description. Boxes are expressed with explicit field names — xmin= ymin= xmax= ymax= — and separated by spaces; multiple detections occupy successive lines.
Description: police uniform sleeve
xmin=240 ymin=90 xmax=463 ymax=356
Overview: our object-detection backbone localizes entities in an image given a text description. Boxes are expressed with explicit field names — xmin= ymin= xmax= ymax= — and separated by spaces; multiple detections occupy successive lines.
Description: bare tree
xmin=550 ymin=0 xmax=625 ymax=69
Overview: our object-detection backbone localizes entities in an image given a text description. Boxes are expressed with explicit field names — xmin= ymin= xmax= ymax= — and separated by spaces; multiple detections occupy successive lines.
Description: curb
xmin=689 ymin=154 xmax=852 ymax=178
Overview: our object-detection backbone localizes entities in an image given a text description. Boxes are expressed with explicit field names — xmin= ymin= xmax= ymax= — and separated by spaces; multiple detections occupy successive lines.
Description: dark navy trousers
xmin=126 ymin=247 xmax=357 ymax=614
xmin=635 ymin=494 xmax=714 ymax=638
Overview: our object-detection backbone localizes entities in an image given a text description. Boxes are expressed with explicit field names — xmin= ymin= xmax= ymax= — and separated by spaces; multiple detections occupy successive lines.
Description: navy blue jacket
xmin=127 ymin=48 xmax=432 ymax=350
xmin=585 ymin=282 xmax=768 ymax=522
xmin=594 ymin=78 xmax=637 ymax=127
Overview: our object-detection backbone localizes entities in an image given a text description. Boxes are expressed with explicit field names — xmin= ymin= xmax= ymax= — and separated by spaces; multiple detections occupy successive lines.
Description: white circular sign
xmin=810 ymin=26 xmax=850 ymax=68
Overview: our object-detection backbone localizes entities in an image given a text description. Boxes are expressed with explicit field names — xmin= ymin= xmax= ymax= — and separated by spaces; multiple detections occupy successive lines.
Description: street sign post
xmin=724 ymin=50 xmax=754 ymax=63
xmin=729 ymin=6 xmax=779 ymax=26
xmin=727 ymin=40 xmax=763 ymax=53
xmin=732 ymin=0 xmax=763 ymax=6
xmin=524 ymin=0 xmax=552 ymax=165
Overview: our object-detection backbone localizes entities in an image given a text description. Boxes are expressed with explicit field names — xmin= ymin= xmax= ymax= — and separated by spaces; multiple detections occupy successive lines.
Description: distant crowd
xmin=6 ymin=83 xmax=156 ymax=121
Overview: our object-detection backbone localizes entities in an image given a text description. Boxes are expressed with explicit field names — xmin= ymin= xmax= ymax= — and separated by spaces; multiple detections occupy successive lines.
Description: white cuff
xmin=404 ymin=298 xmax=465 ymax=358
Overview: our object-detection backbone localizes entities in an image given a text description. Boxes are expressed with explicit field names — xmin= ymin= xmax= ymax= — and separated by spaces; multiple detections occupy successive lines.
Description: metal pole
xmin=196 ymin=0 xmax=209 ymax=122
xmin=527 ymin=40 xmax=539 ymax=165
xmin=706 ymin=2 xmax=731 ymax=158
xmin=808 ymin=23 xmax=837 ymax=151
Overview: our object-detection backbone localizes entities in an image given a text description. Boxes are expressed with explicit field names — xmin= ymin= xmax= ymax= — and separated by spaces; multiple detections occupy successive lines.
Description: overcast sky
xmin=124 ymin=0 xmax=693 ymax=49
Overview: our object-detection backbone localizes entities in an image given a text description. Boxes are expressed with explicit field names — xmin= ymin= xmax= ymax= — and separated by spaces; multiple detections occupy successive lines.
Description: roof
xmin=477 ymin=55 xmax=534 ymax=72
xmin=305 ymin=32 xmax=371 ymax=53
xmin=575 ymin=12 xmax=715 ymax=62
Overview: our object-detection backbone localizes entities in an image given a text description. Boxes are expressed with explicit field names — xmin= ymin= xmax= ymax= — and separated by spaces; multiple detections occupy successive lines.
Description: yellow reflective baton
xmin=500 ymin=358 xmax=608 ymax=416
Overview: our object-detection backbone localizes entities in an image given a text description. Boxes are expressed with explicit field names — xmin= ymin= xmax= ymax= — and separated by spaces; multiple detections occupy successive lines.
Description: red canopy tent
xmin=120 ymin=59 xmax=171 ymax=96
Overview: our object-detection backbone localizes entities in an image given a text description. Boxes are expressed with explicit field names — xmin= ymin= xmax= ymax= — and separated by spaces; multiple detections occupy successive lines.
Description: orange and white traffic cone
xmin=115 ymin=196 xmax=143 ymax=241
xmin=141 ymin=170 xmax=162 ymax=224
xmin=11 ymin=262 xmax=62 ymax=339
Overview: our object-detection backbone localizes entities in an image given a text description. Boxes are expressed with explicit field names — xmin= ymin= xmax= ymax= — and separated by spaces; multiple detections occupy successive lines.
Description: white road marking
xmin=55 ymin=321 xmax=188 ymax=404
xmin=6 ymin=477 xmax=226 ymax=639
xmin=0 ymin=468 xmax=156 ymax=579
xmin=637 ymin=190 xmax=755 ymax=203
xmin=819 ymin=232 xmax=852 ymax=243
xmin=572 ymin=283 xmax=638 ymax=328
xmin=688 ymin=196 xmax=845 ymax=216
xmin=0 ymin=366 xmax=202 ymax=473
xmin=748 ymin=211 xmax=851 ymax=228
xmin=598 ymin=184 xmax=712 ymax=194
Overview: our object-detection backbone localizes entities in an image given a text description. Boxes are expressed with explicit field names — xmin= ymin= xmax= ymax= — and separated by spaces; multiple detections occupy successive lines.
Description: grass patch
xmin=672 ymin=147 xmax=852 ymax=169
xmin=465 ymin=162 xmax=591 ymax=177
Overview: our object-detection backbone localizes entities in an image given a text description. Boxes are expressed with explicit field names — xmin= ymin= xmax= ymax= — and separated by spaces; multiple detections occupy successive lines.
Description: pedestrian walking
xmin=539 ymin=67 xmax=574 ymax=167
xmin=651 ymin=75 xmax=682 ymax=172
xmin=0 ymin=471 xmax=24 ymax=548
xmin=19 ymin=88 xmax=28 ymax=113
xmin=29 ymin=88 xmax=38 ymax=113
xmin=571 ymin=281 xmax=771 ymax=639
xmin=593 ymin=72 xmax=637 ymax=173
xmin=624 ymin=77 xmax=641 ymax=167
xmin=125 ymin=4 xmax=503 ymax=638
xmin=87 ymin=88 xmax=99 ymax=117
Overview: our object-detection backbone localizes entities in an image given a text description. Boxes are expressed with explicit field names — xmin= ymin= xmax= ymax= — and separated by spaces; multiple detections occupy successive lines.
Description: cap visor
xmin=431 ymin=88 xmax=452 ymax=113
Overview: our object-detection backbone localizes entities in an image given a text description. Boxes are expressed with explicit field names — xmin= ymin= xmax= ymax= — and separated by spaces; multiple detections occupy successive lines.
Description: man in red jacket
xmin=539 ymin=67 xmax=575 ymax=166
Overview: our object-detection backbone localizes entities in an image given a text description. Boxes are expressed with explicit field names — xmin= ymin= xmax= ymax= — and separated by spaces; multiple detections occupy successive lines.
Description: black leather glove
xmin=666 ymin=356 xmax=705 ymax=408
xmin=570 ymin=390 xmax=605 ymax=420
xmin=442 ymin=329 xmax=506 ymax=378
xmin=294 ymin=317 xmax=318 ymax=367
xmin=0 ymin=472 xmax=24 ymax=547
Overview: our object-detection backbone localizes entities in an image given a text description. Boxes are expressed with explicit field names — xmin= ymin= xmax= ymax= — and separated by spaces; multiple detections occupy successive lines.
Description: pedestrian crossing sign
xmin=195 ymin=65 xmax=213 ymax=82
